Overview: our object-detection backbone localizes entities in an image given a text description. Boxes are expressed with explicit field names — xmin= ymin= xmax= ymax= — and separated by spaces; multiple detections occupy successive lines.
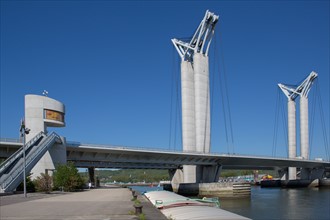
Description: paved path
xmin=0 ymin=188 xmax=166 ymax=220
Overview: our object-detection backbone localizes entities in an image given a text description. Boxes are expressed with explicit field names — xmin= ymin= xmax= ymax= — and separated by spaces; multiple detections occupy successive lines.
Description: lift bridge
xmin=1 ymin=134 xmax=329 ymax=193
xmin=1 ymin=10 xmax=329 ymax=193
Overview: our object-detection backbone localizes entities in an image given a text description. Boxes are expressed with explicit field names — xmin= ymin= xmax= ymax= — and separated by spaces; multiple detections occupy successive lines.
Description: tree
xmin=53 ymin=162 xmax=85 ymax=191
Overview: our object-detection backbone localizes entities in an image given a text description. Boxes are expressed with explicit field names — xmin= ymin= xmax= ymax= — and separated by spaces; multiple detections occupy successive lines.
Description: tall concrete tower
xmin=25 ymin=94 xmax=66 ymax=179
xmin=278 ymin=71 xmax=318 ymax=180
xmin=278 ymin=84 xmax=299 ymax=180
xmin=172 ymin=10 xmax=218 ymax=183
xmin=296 ymin=71 xmax=318 ymax=160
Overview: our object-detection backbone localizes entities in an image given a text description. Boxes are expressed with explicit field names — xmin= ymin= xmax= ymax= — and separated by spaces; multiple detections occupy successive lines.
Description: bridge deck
xmin=1 ymin=140 xmax=329 ymax=170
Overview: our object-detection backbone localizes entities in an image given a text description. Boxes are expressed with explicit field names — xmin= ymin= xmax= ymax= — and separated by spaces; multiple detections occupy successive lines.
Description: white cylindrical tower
xmin=287 ymin=99 xmax=297 ymax=180
xmin=25 ymin=94 xmax=66 ymax=179
xmin=172 ymin=10 xmax=218 ymax=183
xmin=288 ymin=99 xmax=296 ymax=158
xmin=193 ymin=53 xmax=211 ymax=153
xmin=181 ymin=60 xmax=197 ymax=183
xmin=300 ymin=96 xmax=309 ymax=159
xmin=25 ymin=94 xmax=65 ymax=141
xmin=181 ymin=61 xmax=196 ymax=152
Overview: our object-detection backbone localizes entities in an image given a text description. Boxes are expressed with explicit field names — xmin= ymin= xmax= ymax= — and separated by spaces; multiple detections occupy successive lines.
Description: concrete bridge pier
xmin=300 ymin=167 xmax=325 ymax=180
xmin=169 ymin=164 xmax=222 ymax=184
xmin=196 ymin=164 xmax=222 ymax=183
xmin=276 ymin=167 xmax=325 ymax=187
xmin=168 ymin=165 xmax=229 ymax=197
xmin=88 ymin=167 xmax=96 ymax=187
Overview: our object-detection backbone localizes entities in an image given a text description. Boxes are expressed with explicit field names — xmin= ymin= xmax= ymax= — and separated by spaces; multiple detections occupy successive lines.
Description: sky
xmin=1 ymin=0 xmax=329 ymax=160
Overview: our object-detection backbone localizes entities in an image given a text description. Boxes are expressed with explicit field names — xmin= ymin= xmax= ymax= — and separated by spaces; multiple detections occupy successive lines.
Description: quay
xmin=0 ymin=187 xmax=167 ymax=220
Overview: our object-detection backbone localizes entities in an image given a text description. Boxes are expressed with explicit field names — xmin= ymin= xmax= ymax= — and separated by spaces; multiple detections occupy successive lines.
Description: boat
xmin=144 ymin=190 xmax=250 ymax=220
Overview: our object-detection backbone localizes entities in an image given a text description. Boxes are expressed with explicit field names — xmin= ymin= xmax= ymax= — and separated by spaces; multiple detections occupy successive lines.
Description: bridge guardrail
xmin=66 ymin=141 xmax=280 ymax=157
xmin=0 ymin=138 xmax=23 ymax=143
xmin=66 ymin=142 xmax=330 ymax=162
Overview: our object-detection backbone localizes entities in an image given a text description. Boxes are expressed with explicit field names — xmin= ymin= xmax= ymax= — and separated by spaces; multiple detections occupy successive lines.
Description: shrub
xmin=53 ymin=162 xmax=85 ymax=191
xmin=34 ymin=173 xmax=52 ymax=193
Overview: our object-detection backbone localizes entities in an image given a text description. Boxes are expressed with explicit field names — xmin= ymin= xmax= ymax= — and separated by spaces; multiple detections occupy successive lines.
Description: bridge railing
xmin=1 ymin=139 xmax=328 ymax=162
xmin=0 ymin=138 xmax=23 ymax=144
xmin=67 ymin=142 xmax=330 ymax=162
xmin=66 ymin=141 xmax=297 ymax=160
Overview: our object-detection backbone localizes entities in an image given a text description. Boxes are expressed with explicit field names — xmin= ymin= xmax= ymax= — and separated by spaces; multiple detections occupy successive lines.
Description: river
xmin=220 ymin=186 xmax=330 ymax=220
xmin=132 ymin=185 xmax=330 ymax=220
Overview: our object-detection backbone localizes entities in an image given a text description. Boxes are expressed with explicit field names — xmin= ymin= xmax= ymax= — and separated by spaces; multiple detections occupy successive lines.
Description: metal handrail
xmin=1 ymin=132 xmax=60 ymax=191
xmin=0 ymin=132 xmax=44 ymax=175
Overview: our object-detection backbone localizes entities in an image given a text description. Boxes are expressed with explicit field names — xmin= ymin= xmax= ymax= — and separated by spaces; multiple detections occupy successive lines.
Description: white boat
xmin=144 ymin=190 xmax=250 ymax=220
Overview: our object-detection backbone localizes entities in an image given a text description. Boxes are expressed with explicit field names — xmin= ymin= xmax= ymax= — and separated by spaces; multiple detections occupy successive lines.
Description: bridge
xmin=1 ymin=138 xmax=328 ymax=170
xmin=1 ymin=136 xmax=329 ymax=193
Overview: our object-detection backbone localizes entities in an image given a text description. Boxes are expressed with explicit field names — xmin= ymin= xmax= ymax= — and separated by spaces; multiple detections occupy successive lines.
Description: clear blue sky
xmin=1 ymin=0 xmax=329 ymax=160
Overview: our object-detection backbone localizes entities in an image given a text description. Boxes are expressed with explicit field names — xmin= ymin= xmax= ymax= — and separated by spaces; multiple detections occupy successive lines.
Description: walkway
xmin=0 ymin=187 xmax=167 ymax=220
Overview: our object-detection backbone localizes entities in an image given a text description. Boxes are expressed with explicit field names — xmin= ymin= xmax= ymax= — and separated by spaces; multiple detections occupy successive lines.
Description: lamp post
xmin=20 ymin=119 xmax=30 ymax=198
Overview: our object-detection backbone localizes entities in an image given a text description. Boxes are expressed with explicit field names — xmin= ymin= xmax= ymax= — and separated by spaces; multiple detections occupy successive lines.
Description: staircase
xmin=0 ymin=132 xmax=61 ymax=193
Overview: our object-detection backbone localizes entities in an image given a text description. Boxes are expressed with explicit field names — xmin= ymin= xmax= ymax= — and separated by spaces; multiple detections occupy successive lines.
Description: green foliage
xmin=220 ymin=170 xmax=278 ymax=178
xmin=138 ymin=213 xmax=146 ymax=220
xmin=53 ymin=162 xmax=85 ymax=191
xmin=79 ymin=169 xmax=169 ymax=183
xmin=220 ymin=170 xmax=254 ymax=178
xmin=34 ymin=173 xmax=52 ymax=193
xmin=134 ymin=199 xmax=141 ymax=205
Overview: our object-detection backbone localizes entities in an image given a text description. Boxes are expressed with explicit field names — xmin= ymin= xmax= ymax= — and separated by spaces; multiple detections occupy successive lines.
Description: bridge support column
xmin=287 ymin=99 xmax=297 ymax=180
xmin=300 ymin=167 xmax=324 ymax=181
xmin=197 ymin=164 xmax=222 ymax=183
xmin=277 ymin=168 xmax=288 ymax=180
xmin=300 ymin=96 xmax=309 ymax=160
xmin=311 ymin=168 xmax=325 ymax=180
xmin=88 ymin=167 xmax=95 ymax=187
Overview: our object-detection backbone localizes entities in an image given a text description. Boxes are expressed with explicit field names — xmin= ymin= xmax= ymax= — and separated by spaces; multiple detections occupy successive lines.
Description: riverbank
xmin=0 ymin=186 xmax=166 ymax=220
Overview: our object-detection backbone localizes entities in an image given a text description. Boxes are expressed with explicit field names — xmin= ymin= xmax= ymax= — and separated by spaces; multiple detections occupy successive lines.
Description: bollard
xmin=134 ymin=204 xmax=143 ymax=215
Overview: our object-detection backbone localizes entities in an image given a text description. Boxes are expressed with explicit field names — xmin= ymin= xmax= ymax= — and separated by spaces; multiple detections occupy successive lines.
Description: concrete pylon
xmin=300 ymin=96 xmax=309 ymax=160
xmin=181 ymin=60 xmax=197 ymax=183
xmin=288 ymin=99 xmax=297 ymax=180
xmin=278 ymin=71 xmax=317 ymax=180
xmin=181 ymin=61 xmax=196 ymax=153
xmin=172 ymin=10 xmax=219 ymax=183
xmin=193 ymin=53 xmax=211 ymax=153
